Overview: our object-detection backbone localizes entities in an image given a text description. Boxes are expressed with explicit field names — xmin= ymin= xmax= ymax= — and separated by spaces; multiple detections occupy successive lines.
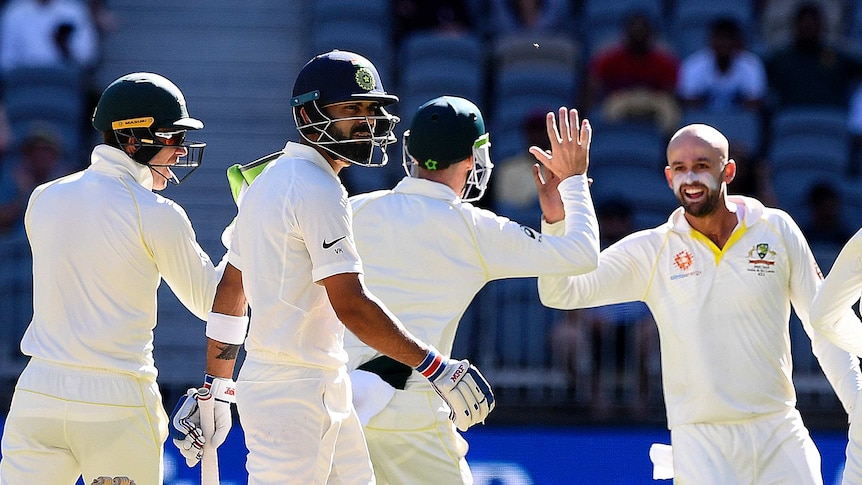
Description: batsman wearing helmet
xmin=0 ymin=72 xmax=220 ymax=484
xmin=342 ymin=98 xmax=600 ymax=484
xmin=174 ymin=51 xmax=495 ymax=484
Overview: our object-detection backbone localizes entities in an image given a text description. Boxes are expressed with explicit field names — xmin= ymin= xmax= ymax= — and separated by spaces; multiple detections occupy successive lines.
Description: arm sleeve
xmin=787 ymin=216 xmax=862 ymax=415
xmin=146 ymin=202 xmax=219 ymax=321
xmin=811 ymin=229 xmax=862 ymax=356
xmin=478 ymin=175 xmax=600 ymax=279
xmin=538 ymin=219 xmax=652 ymax=309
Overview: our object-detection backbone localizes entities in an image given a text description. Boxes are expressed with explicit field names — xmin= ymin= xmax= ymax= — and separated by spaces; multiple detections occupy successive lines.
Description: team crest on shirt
xmin=747 ymin=242 xmax=777 ymax=276
xmin=669 ymin=249 xmax=701 ymax=280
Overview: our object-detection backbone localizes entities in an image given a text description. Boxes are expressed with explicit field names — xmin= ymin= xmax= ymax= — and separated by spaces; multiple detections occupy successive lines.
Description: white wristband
xmin=205 ymin=311 xmax=249 ymax=345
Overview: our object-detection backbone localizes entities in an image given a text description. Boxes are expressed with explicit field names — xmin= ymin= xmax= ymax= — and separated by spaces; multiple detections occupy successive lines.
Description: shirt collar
xmin=668 ymin=195 xmax=763 ymax=232
xmin=90 ymin=144 xmax=154 ymax=190
xmin=282 ymin=141 xmax=339 ymax=179
xmin=391 ymin=176 xmax=460 ymax=203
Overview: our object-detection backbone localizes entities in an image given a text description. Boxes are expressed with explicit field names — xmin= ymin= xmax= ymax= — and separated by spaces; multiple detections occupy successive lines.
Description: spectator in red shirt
xmin=584 ymin=11 xmax=681 ymax=134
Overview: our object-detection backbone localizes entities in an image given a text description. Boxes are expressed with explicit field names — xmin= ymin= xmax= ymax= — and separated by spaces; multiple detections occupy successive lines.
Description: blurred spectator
xmin=0 ymin=0 xmax=99 ymax=74
xmin=550 ymin=199 xmax=660 ymax=420
xmin=728 ymin=144 xmax=778 ymax=207
xmin=801 ymin=181 xmax=852 ymax=247
xmin=764 ymin=2 xmax=862 ymax=110
xmin=392 ymin=0 xmax=473 ymax=42
xmin=489 ymin=0 xmax=569 ymax=36
xmin=758 ymin=0 xmax=849 ymax=51
xmin=583 ymin=11 xmax=682 ymax=134
xmin=677 ymin=17 xmax=767 ymax=113
xmin=0 ymin=125 xmax=71 ymax=239
xmin=491 ymin=110 xmax=548 ymax=223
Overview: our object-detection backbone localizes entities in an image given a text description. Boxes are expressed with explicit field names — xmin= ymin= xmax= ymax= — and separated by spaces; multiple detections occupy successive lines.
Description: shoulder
xmin=349 ymin=189 xmax=392 ymax=214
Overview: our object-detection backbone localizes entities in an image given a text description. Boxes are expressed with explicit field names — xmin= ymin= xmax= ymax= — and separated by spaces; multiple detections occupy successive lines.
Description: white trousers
xmin=0 ymin=359 xmax=168 ymax=485
xmin=362 ymin=386 xmax=472 ymax=485
xmin=237 ymin=356 xmax=374 ymax=485
xmin=671 ymin=408 xmax=822 ymax=485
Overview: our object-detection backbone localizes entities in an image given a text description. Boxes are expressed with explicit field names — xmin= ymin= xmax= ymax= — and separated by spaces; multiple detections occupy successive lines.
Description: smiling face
xmin=664 ymin=125 xmax=735 ymax=218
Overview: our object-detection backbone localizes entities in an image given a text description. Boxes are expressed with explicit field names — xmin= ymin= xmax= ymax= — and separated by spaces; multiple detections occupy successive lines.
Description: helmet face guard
xmin=291 ymin=50 xmax=400 ymax=167
xmin=111 ymin=124 xmax=205 ymax=185
xmin=292 ymin=96 xmax=399 ymax=167
xmin=403 ymin=131 xmax=493 ymax=202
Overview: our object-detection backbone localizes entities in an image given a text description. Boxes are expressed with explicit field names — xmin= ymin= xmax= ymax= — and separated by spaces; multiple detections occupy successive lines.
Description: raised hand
xmin=529 ymin=107 xmax=591 ymax=181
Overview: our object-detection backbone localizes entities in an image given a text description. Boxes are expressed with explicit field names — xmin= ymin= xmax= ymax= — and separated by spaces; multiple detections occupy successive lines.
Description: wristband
xmin=204 ymin=373 xmax=236 ymax=404
xmin=415 ymin=348 xmax=446 ymax=381
xmin=205 ymin=311 xmax=249 ymax=345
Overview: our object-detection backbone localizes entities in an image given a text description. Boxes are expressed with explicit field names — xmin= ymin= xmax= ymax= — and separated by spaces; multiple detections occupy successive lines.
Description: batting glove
xmin=416 ymin=348 xmax=495 ymax=432
xmin=169 ymin=388 xmax=205 ymax=467
xmin=202 ymin=373 xmax=236 ymax=450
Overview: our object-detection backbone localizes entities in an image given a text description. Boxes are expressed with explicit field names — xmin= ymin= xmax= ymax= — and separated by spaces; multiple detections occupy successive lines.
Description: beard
xmin=676 ymin=185 xmax=722 ymax=217
xmin=327 ymin=124 xmax=373 ymax=164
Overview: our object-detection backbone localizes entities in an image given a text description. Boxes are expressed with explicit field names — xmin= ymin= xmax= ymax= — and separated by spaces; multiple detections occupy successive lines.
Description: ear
xmin=723 ymin=159 xmax=737 ymax=184
xmin=663 ymin=166 xmax=673 ymax=189
xmin=124 ymin=136 xmax=139 ymax=155
xmin=299 ymin=106 xmax=311 ymax=124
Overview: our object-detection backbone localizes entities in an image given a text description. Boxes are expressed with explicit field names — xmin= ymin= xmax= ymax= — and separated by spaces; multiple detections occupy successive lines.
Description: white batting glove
xmin=415 ymin=348 xmax=495 ymax=432
xmin=202 ymin=373 xmax=236 ymax=449
xmin=169 ymin=388 xmax=205 ymax=466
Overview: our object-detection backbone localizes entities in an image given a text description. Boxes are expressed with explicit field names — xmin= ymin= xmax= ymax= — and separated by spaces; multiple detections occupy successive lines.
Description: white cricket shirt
xmin=539 ymin=196 xmax=860 ymax=428
xmin=229 ymin=142 xmax=362 ymax=370
xmin=344 ymin=174 xmax=599 ymax=380
xmin=811 ymin=227 xmax=862 ymax=356
xmin=21 ymin=145 xmax=218 ymax=380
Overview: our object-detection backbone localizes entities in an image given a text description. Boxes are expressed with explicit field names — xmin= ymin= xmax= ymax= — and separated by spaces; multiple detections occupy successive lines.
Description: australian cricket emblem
xmin=747 ymin=242 xmax=776 ymax=275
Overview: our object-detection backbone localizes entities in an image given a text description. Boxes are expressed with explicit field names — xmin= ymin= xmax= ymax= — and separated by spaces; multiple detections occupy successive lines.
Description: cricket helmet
xmin=403 ymin=96 xmax=493 ymax=202
xmin=290 ymin=50 xmax=400 ymax=167
xmin=92 ymin=72 xmax=205 ymax=183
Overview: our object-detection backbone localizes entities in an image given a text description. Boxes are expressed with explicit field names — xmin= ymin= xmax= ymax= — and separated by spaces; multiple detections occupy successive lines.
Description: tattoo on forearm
xmin=216 ymin=344 xmax=240 ymax=360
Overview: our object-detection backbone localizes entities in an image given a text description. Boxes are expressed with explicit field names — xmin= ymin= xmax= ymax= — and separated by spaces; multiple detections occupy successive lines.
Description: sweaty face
xmin=665 ymin=137 xmax=728 ymax=218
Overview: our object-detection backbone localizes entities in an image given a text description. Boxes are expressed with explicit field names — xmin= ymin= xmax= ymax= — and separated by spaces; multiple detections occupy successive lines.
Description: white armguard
xmin=205 ymin=311 xmax=248 ymax=345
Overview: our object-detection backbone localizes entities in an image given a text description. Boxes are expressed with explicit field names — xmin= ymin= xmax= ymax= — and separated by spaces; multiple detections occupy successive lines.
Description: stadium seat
xmin=668 ymin=0 xmax=757 ymax=58
xmin=680 ymin=109 xmax=764 ymax=156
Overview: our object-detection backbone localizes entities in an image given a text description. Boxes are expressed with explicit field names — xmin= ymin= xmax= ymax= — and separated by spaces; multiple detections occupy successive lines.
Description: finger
xmin=580 ymin=119 xmax=592 ymax=148
xmin=528 ymin=145 xmax=551 ymax=163
xmin=559 ymin=106 xmax=572 ymax=142
xmin=532 ymin=163 xmax=543 ymax=186
xmin=568 ymin=108 xmax=579 ymax=143
xmin=544 ymin=111 xmax=560 ymax=145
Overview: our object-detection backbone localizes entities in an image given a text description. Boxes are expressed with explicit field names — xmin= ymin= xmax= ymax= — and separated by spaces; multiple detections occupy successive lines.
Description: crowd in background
xmin=1 ymin=0 xmax=861 ymax=425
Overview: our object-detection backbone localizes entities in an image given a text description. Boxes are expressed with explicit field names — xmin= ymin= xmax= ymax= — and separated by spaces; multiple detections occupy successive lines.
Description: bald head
xmin=667 ymin=124 xmax=729 ymax=163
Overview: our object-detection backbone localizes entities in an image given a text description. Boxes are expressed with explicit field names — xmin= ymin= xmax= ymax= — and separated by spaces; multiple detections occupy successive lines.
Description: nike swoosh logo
xmin=322 ymin=236 xmax=347 ymax=249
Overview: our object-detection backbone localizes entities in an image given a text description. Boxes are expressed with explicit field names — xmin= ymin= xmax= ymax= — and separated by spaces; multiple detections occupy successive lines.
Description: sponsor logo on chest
xmin=670 ymin=248 xmax=702 ymax=280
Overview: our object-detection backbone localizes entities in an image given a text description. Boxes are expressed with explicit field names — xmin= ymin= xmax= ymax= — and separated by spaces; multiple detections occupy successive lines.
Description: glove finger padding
xmin=429 ymin=359 xmax=496 ymax=432
xmin=169 ymin=388 xmax=205 ymax=467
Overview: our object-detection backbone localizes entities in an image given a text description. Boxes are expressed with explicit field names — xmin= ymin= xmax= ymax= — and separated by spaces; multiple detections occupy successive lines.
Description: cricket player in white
xmin=811 ymin=231 xmax=862 ymax=484
xmin=343 ymin=99 xmax=599 ymax=484
xmin=538 ymin=124 xmax=862 ymax=484
xmin=0 ymin=73 xmax=218 ymax=485
xmin=170 ymin=51 xmax=495 ymax=485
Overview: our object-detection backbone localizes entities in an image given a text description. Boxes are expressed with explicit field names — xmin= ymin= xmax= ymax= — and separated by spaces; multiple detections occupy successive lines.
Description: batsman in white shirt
xmin=538 ymin=123 xmax=862 ymax=483
xmin=0 ymin=72 xmax=219 ymax=485
xmin=169 ymin=51 xmax=496 ymax=485
xmin=342 ymin=98 xmax=600 ymax=484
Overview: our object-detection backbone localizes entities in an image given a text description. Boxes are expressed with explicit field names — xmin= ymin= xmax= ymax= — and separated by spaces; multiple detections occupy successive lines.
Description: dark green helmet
xmin=406 ymin=96 xmax=486 ymax=169
xmin=403 ymin=96 xmax=493 ymax=202
xmin=92 ymin=72 xmax=202 ymax=132
xmin=91 ymin=72 xmax=205 ymax=183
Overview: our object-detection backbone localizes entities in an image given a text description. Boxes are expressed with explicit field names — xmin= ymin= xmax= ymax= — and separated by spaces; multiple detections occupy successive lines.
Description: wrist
xmin=204 ymin=373 xmax=236 ymax=404
xmin=414 ymin=348 xmax=447 ymax=381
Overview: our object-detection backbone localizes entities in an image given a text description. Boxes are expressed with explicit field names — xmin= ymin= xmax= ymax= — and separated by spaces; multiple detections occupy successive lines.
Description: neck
xmin=684 ymin=201 xmax=738 ymax=249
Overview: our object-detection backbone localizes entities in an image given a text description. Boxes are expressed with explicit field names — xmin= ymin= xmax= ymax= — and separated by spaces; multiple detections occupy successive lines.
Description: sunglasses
xmin=153 ymin=130 xmax=186 ymax=146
